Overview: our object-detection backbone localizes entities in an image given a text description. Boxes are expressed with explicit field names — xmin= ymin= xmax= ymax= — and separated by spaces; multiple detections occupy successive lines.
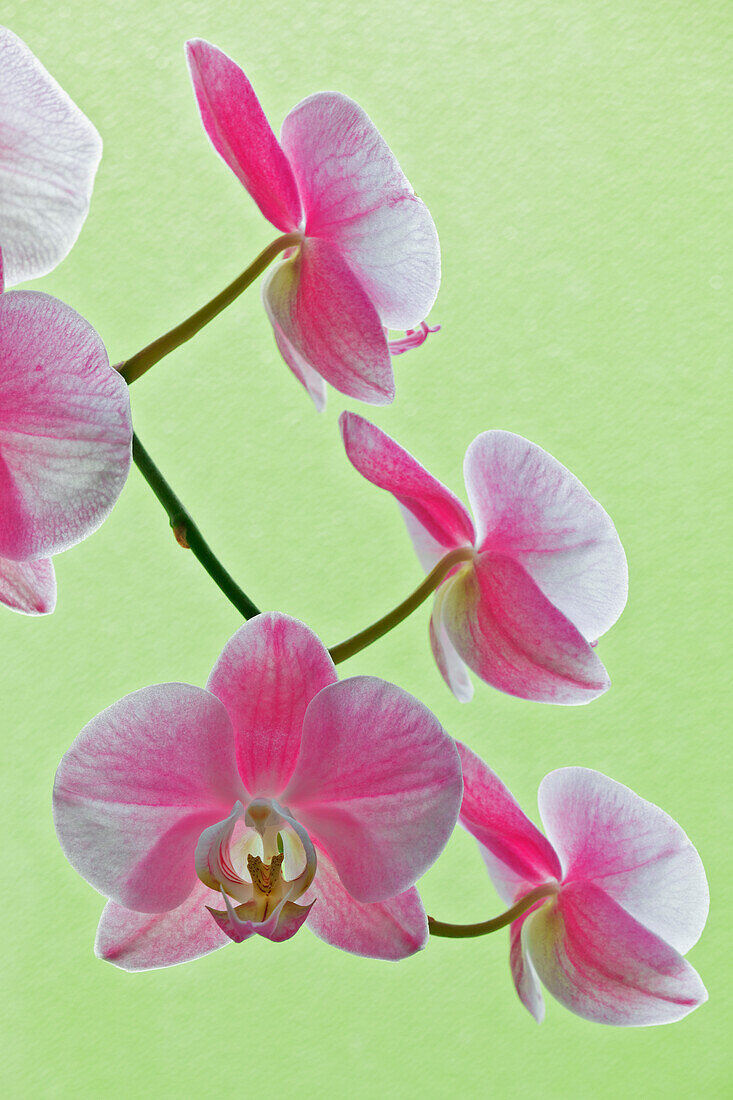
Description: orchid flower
xmin=0 ymin=27 xmax=101 ymax=286
xmin=340 ymin=412 xmax=627 ymax=704
xmin=53 ymin=613 xmax=463 ymax=970
xmin=186 ymin=39 xmax=440 ymax=410
xmin=458 ymin=743 xmax=708 ymax=1025
xmin=0 ymin=249 xmax=132 ymax=614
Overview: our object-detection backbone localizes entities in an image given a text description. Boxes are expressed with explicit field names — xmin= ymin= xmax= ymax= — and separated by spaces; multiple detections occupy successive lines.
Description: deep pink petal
xmin=442 ymin=552 xmax=610 ymax=704
xmin=95 ymin=880 xmax=230 ymax=971
xmin=0 ymin=290 xmax=131 ymax=560
xmin=526 ymin=881 xmax=707 ymax=1026
xmin=281 ymin=91 xmax=440 ymax=329
xmin=429 ymin=595 xmax=474 ymax=702
xmin=340 ymin=412 xmax=475 ymax=559
xmin=538 ymin=768 xmax=709 ymax=954
xmin=464 ymin=431 xmax=628 ymax=641
xmin=284 ymin=676 xmax=462 ymax=903
xmin=53 ymin=684 xmax=242 ymax=912
xmin=302 ymin=847 xmax=428 ymax=959
xmin=0 ymin=555 xmax=55 ymax=614
xmin=457 ymin=743 xmax=561 ymax=904
xmin=262 ymin=239 xmax=394 ymax=405
xmin=207 ymin=613 xmax=337 ymax=797
xmin=0 ymin=28 xmax=101 ymax=286
xmin=185 ymin=39 xmax=301 ymax=233
xmin=510 ymin=911 xmax=545 ymax=1023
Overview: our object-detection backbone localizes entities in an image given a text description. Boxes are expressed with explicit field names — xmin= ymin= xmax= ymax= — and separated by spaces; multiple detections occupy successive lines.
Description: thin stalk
xmin=427 ymin=883 xmax=557 ymax=939
xmin=132 ymin=432 xmax=260 ymax=620
xmin=328 ymin=546 xmax=475 ymax=665
xmin=118 ymin=233 xmax=301 ymax=385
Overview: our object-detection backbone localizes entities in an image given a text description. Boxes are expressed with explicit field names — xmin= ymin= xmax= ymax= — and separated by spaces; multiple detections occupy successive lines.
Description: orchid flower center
xmin=388 ymin=321 xmax=441 ymax=355
xmin=195 ymin=797 xmax=317 ymax=923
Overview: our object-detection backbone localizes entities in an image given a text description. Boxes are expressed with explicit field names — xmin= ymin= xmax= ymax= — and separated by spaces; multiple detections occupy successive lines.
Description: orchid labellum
xmin=53 ymin=613 xmax=463 ymax=969
xmin=341 ymin=412 xmax=627 ymax=704
xmin=186 ymin=39 xmax=440 ymax=409
xmin=458 ymin=744 xmax=709 ymax=1025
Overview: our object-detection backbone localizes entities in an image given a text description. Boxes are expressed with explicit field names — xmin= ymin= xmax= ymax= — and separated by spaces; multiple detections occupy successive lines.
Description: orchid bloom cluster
xmin=2 ymin=26 xmax=708 ymax=1029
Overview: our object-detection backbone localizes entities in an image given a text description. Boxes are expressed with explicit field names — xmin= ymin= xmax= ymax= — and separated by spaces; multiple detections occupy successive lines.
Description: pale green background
xmin=2 ymin=1 xmax=730 ymax=1096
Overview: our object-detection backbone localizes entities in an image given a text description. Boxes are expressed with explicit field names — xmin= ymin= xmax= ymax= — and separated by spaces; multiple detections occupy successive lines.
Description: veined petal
xmin=53 ymin=683 xmax=242 ymax=912
xmin=302 ymin=847 xmax=428 ymax=959
xmin=429 ymin=588 xmax=474 ymax=702
xmin=340 ymin=412 xmax=475 ymax=557
xmin=0 ymin=290 xmax=131 ymax=560
xmin=263 ymin=239 xmax=394 ymax=405
xmin=510 ymin=912 xmax=545 ymax=1023
xmin=464 ymin=431 xmax=627 ymax=641
xmin=0 ymin=28 xmax=101 ymax=286
xmin=95 ymin=880 xmax=230 ymax=971
xmin=457 ymin=743 xmax=561 ymax=905
xmin=284 ymin=676 xmax=462 ymax=903
xmin=185 ymin=39 xmax=302 ymax=233
xmin=266 ymin=308 xmax=328 ymax=411
xmin=538 ymin=768 xmax=709 ymax=955
xmin=442 ymin=552 xmax=610 ymax=704
xmin=206 ymin=613 xmax=337 ymax=797
xmin=0 ymin=555 xmax=55 ymax=614
xmin=525 ymin=881 xmax=708 ymax=1026
xmin=281 ymin=91 xmax=440 ymax=329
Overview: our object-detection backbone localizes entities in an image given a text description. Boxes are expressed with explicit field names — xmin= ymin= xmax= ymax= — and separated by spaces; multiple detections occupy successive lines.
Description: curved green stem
xmin=427 ymin=883 xmax=557 ymax=939
xmin=132 ymin=432 xmax=260 ymax=620
xmin=328 ymin=546 xmax=475 ymax=665
xmin=118 ymin=233 xmax=301 ymax=385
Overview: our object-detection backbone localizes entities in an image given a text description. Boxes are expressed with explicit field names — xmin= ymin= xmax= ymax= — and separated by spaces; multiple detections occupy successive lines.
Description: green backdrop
xmin=2 ymin=1 xmax=729 ymax=1096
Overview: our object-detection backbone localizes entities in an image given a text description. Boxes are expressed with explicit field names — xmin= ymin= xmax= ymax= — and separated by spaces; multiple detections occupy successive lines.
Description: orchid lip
xmin=387 ymin=321 xmax=441 ymax=355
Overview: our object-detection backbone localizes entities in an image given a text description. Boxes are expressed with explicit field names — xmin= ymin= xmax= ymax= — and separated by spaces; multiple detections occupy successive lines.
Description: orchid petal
xmin=95 ymin=880 xmax=230 ymax=971
xmin=538 ymin=768 xmax=709 ymax=954
xmin=0 ymin=28 xmax=101 ymax=286
xmin=510 ymin=912 xmax=545 ymax=1023
xmin=53 ymin=684 xmax=242 ymax=912
xmin=302 ymin=847 xmax=428 ymax=959
xmin=525 ymin=881 xmax=707 ymax=1026
xmin=442 ymin=552 xmax=610 ymax=704
xmin=206 ymin=613 xmax=337 ymax=797
xmin=0 ymin=555 xmax=55 ymax=614
xmin=284 ymin=676 xmax=462 ymax=903
xmin=263 ymin=240 xmax=394 ymax=405
xmin=185 ymin=39 xmax=301 ymax=233
xmin=0 ymin=290 xmax=131 ymax=560
xmin=266 ymin=308 xmax=328 ymax=411
xmin=340 ymin=412 xmax=475 ymax=556
xmin=281 ymin=91 xmax=440 ymax=329
xmin=464 ymin=431 xmax=628 ymax=641
xmin=429 ymin=589 xmax=474 ymax=702
xmin=457 ymin=743 xmax=561 ymax=904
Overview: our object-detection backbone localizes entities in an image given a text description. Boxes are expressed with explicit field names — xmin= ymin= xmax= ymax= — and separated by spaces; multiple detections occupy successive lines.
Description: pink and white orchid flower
xmin=341 ymin=412 xmax=627 ymax=704
xmin=0 ymin=27 xmax=101 ymax=286
xmin=53 ymin=613 xmax=463 ymax=970
xmin=458 ymin=744 xmax=709 ymax=1025
xmin=0 ymin=249 xmax=132 ymax=614
xmin=186 ymin=39 xmax=440 ymax=410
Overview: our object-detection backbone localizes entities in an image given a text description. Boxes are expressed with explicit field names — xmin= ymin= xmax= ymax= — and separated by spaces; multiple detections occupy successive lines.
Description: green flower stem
xmin=118 ymin=233 xmax=301 ymax=385
xmin=131 ymin=432 xmax=260 ymax=620
xmin=328 ymin=546 xmax=475 ymax=665
xmin=427 ymin=883 xmax=558 ymax=939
